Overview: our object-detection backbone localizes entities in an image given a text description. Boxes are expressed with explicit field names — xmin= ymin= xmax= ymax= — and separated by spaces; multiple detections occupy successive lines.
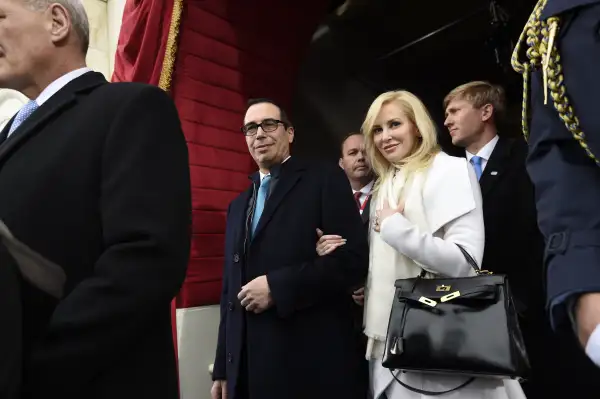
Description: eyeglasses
xmin=241 ymin=119 xmax=285 ymax=136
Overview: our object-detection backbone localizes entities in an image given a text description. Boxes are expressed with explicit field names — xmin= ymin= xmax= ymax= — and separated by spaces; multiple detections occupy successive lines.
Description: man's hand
xmin=316 ymin=228 xmax=346 ymax=256
xmin=352 ymin=287 xmax=365 ymax=306
xmin=211 ymin=380 xmax=227 ymax=399
xmin=374 ymin=200 xmax=404 ymax=232
xmin=238 ymin=275 xmax=273 ymax=313
xmin=576 ymin=293 xmax=600 ymax=347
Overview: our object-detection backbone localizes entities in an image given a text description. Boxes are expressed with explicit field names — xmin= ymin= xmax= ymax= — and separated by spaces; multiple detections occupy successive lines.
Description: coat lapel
xmin=252 ymin=158 xmax=304 ymax=240
xmin=479 ymin=137 xmax=511 ymax=198
xmin=0 ymin=72 xmax=106 ymax=166
xmin=232 ymin=186 xmax=253 ymax=251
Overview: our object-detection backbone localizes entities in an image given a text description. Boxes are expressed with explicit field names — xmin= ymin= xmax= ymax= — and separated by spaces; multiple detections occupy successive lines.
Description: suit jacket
xmin=213 ymin=157 xmax=369 ymax=399
xmin=526 ymin=4 xmax=600 ymax=394
xmin=0 ymin=72 xmax=191 ymax=399
xmin=530 ymin=0 xmax=600 ymax=327
xmin=475 ymin=137 xmax=544 ymax=315
xmin=542 ymin=0 xmax=600 ymax=17
xmin=0 ymin=253 xmax=21 ymax=399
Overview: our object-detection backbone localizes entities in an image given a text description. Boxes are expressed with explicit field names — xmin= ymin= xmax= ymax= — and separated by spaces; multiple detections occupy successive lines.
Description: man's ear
xmin=287 ymin=127 xmax=295 ymax=144
xmin=481 ymin=104 xmax=494 ymax=122
xmin=339 ymin=158 xmax=344 ymax=169
xmin=48 ymin=4 xmax=71 ymax=45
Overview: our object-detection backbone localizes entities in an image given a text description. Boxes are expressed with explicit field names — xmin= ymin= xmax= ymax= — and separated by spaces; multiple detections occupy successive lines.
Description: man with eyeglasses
xmin=211 ymin=98 xmax=368 ymax=399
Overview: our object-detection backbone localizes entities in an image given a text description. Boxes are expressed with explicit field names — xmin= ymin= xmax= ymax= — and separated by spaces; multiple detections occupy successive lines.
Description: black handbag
xmin=381 ymin=245 xmax=530 ymax=396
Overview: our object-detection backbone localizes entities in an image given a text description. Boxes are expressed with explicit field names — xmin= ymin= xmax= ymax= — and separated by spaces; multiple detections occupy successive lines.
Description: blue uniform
xmin=512 ymin=0 xmax=600 ymax=330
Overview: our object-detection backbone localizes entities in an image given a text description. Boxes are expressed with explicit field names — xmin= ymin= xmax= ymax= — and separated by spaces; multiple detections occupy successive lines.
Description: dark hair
xmin=246 ymin=98 xmax=292 ymax=128
xmin=339 ymin=131 xmax=363 ymax=156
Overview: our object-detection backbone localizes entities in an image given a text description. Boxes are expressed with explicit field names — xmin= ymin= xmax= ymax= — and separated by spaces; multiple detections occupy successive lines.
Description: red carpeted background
xmin=112 ymin=0 xmax=328 ymax=392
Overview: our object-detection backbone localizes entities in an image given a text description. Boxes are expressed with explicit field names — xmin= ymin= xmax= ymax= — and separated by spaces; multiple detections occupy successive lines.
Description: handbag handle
xmin=390 ymin=371 xmax=475 ymax=396
xmin=390 ymin=243 xmax=480 ymax=394
xmin=417 ymin=244 xmax=481 ymax=278
xmin=456 ymin=244 xmax=480 ymax=274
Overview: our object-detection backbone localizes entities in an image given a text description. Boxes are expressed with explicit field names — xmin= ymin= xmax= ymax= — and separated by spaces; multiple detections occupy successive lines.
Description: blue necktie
xmin=470 ymin=156 xmax=483 ymax=180
xmin=251 ymin=175 xmax=272 ymax=236
xmin=8 ymin=100 xmax=39 ymax=137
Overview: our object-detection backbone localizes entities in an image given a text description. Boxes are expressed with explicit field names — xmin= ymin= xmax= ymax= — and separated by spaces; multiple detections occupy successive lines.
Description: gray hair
xmin=24 ymin=0 xmax=90 ymax=54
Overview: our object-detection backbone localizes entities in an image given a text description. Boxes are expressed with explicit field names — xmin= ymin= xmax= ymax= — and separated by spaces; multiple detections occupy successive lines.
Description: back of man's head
xmin=0 ymin=0 xmax=89 ymax=96
xmin=26 ymin=0 xmax=89 ymax=52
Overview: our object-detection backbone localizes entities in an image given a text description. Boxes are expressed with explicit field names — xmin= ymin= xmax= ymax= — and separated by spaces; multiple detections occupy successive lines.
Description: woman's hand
xmin=316 ymin=228 xmax=346 ymax=256
xmin=374 ymin=200 xmax=404 ymax=232
xmin=352 ymin=287 xmax=365 ymax=306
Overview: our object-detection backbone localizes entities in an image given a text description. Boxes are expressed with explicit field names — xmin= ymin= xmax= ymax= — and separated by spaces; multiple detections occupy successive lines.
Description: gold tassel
xmin=158 ymin=0 xmax=184 ymax=92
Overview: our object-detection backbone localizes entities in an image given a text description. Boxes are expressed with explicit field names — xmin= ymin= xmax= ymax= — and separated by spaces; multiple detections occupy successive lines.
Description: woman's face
xmin=372 ymin=102 xmax=420 ymax=163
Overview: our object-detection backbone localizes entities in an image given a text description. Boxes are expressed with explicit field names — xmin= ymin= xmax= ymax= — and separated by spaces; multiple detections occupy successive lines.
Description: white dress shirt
xmin=465 ymin=134 xmax=499 ymax=172
xmin=352 ymin=180 xmax=374 ymax=214
xmin=586 ymin=324 xmax=600 ymax=367
xmin=7 ymin=67 xmax=92 ymax=139
xmin=0 ymin=89 xmax=28 ymax=131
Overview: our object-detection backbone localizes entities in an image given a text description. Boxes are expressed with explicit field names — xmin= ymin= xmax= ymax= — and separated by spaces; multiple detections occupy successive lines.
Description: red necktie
xmin=353 ymin=191 xmax=362 ymax=210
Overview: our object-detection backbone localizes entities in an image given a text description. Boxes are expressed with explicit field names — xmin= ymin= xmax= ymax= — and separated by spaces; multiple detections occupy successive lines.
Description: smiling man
xmin=211 ymin=98 xmax=368 ymax=399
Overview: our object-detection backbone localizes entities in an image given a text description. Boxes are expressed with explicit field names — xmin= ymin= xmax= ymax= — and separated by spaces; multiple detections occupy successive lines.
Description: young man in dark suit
xmin=444 ymin=82 xmax=543 ymax=314
xmin=444 ymin=80 xmax=600 ymax=396
xmin=211 ymin=99 xmax=368 ymax=399
xmin=0 ymin=1 xmax=191 ymax=398
xmin=444 ymin=81 xmax=548 ymax=395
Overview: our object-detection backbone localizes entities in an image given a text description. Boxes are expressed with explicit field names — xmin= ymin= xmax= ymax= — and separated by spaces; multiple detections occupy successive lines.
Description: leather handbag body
xmin=382 ymin=245 xmax=530 ymax=394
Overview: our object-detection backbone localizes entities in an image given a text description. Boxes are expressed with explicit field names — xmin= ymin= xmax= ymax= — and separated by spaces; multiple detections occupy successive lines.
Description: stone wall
xmin=82 ymin=0 xmax=126 ymax=80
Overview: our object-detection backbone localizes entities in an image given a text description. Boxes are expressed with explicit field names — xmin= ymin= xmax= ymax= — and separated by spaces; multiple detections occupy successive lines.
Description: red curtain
xmin=112 ymin=0 xmax=175 ymax=85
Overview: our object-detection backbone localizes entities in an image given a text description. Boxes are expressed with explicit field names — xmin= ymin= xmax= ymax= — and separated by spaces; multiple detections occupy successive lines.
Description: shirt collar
xmin=352 ymin=179 xmax=375 ymax=195
xmin=35 ymin=67 xmax=92 ymax=107
xmin=466 ymin=135 xmax=499 ymax=162
xmin=260 ymin=155 xmax=291 ymax=181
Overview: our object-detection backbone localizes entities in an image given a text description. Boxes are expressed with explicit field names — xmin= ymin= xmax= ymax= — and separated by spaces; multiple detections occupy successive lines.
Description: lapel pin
xmin=490 ymin=171 xmax=498 ymax=175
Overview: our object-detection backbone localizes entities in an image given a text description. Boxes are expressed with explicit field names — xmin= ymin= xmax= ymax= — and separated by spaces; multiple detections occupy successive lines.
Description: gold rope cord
xmin=158 ymin=0 xmax=184 ymax=92
xmin=511 ymin=0 xmax=599 ymax=165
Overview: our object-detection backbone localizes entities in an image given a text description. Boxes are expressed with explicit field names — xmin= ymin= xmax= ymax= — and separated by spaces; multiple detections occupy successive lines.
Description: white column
xmin=82 ymin=0 xmax=110 ymax=79
xmin=107 ymin=0 xmax=126 ymax=78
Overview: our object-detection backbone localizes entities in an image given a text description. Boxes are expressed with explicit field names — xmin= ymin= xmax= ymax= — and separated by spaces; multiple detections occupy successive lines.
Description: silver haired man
xmin=0 ymin=1 xmax=191 ymax=398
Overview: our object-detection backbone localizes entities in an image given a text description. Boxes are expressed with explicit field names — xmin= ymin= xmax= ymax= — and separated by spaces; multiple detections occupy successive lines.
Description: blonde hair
xmin=443 ymin=81 xmax=506 ymax=122
xmin=362 ymin=90 xmax=440 ymax=191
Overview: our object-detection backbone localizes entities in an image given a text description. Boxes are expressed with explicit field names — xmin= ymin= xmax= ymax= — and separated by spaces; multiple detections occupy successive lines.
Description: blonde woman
xmin=317 ymin=91 xmax=525 ymax=399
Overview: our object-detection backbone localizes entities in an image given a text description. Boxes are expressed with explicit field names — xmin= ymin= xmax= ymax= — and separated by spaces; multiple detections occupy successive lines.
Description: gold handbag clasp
xmin=440 ymin=291 xmax=461 ymax=302
xmin=436 ymin=284 xmax=451 ymax=292
xmin=418 ymin=296 xmax=437 ymax=307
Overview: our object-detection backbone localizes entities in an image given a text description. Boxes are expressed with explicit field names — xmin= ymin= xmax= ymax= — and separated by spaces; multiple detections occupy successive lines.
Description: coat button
xmin=228 ymin=301 xmax=234 ymax=311
xmin=227 ymin=353 xmax=233 ymax=363
xmin=233 ymin=253 xmax=240 ymax=263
